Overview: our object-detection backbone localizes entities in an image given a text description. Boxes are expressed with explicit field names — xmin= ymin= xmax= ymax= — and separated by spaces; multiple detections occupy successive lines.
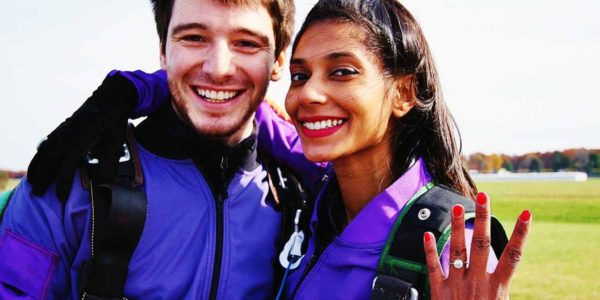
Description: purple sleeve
xmin=255 ymin=102 xmax=327 ymax=193
xmin=0 ymin=176 xmax=91 ymax=298
xmin=108 ymin=69 xmax=169 ymax=118
xmin=440 ymin=222 xmax=499 ymax=277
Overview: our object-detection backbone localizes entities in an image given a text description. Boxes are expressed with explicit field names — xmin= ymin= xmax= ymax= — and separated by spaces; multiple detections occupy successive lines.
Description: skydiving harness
xmin=73 ymin=126 xmax=313 ymax=300
xmin=371 ymin=183 xmax=509 ymax=300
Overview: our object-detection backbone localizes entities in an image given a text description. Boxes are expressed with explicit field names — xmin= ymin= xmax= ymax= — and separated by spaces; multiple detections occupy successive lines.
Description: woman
xmin=274 ymin=1 xmax=531 ymax=299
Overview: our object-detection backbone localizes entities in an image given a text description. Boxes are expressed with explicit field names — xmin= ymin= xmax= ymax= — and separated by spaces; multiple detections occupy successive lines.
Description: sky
xmin=1 ymin=0 xmax=599 ymax=170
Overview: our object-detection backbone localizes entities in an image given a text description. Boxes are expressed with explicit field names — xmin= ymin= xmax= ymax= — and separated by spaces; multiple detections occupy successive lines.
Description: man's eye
xmin=182 ymin=35 xmax=204 ymax=42
xmin=331 ymin=68 xmax=358 ymax=76
xmin=237 ymin=40 xmax=259 ymax=48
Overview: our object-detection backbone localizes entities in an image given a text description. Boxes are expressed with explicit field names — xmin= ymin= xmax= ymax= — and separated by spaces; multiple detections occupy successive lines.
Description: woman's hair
xmin=292 ymin=0 xmax=477 ymax=199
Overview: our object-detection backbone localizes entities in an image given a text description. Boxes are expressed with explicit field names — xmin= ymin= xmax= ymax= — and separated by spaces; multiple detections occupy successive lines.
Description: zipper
xmin=206 ymin=153 xmax=229 ymax=300
xmin=290 ymin=248 xmax=325 ymax=299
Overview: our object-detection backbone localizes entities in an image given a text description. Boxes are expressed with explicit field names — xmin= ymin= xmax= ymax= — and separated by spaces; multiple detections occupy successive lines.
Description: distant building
xmin=470 ymin=171 xmax=588 ymax=182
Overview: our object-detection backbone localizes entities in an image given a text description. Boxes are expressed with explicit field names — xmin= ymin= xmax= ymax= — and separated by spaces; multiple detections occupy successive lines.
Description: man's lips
xmin=193 ymin=86 xmax=242 ymax=103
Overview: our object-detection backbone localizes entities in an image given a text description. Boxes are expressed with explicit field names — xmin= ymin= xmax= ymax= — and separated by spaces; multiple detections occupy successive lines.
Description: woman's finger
xmin=424 ymin=231 xmax=443 ymax=299
xmin=468 ymin=192 xmax=492 ymax=274
xmin=492 ymin=210 xmax=532 ymax=285
xmin=448 ymin=204 xmax=468 ymax=280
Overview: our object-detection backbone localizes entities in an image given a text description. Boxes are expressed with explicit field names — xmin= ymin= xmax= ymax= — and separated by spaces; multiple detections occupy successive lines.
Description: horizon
xmin=1 ymin=0 xmax=599 ymax=170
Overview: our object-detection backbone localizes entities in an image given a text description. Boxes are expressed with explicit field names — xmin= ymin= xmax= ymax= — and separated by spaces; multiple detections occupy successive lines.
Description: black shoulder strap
xmin=260 ymin=154 xmax=314 ymax=295
xmin=373 ymin=185 xmax=508 ymax=300
xmin=79 ymin=126 xmax=147 ymax=300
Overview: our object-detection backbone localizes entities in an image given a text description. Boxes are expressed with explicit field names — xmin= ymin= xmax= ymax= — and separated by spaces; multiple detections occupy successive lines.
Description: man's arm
xmin=28 ymin=70 xmax=169 ymax=201
xmin=255 ymin=102 xmax=327 ymax=194
xmin=0 ymin=177 xmax=89 ymax=298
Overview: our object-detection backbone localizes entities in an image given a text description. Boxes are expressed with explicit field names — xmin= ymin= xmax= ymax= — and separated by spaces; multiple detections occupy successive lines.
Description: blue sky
xmin=1 ymin=0 xmax=599 ymax=170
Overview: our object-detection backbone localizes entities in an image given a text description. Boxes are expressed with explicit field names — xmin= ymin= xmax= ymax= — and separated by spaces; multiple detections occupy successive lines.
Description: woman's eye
xmin=291 ymin=73 xmax=308 ymax=82
xmin=331 ymin=68 xmax=358 ymax=76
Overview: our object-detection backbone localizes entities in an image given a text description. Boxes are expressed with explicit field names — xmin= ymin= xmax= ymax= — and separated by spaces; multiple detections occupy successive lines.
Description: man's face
xmin=161 ymin=0 xmax=284 ymax=144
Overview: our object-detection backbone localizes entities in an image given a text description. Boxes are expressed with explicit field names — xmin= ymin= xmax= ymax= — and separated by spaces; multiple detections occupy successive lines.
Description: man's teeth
xmin=196 ymin=89 xmax=237 ymax=102
xmin=302 ymin=119 xmax=345 ymax=130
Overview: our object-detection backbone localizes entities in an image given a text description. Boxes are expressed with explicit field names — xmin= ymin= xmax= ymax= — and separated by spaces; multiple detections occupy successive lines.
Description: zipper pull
xmin=220 ymin=154 xmax=228 ymax=170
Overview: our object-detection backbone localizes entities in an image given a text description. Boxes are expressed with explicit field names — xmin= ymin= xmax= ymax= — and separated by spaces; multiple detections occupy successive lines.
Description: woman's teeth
xmin=302 ymin=119 xmax=345 ymax=130
xmin=196 ymin=88 xmax=238 ymax=102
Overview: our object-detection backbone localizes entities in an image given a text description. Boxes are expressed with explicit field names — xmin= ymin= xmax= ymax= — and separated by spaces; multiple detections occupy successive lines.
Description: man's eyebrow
xmin=232 ymin=27 xmax=271 ymax=46
xmin=170 ymin=23 xmax=207 ymax=36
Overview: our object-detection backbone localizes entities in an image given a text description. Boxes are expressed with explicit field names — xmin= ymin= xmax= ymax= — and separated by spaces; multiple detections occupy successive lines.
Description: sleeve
xmin=0 ymin=176 xmax=91 ymax=299
xmin=439 ymin=221 xmax=499 ymax=277
xmin=108 ymin=69 xmax=170 ymax=118
xmin=255 ymin=101 xmax=328 ymax=194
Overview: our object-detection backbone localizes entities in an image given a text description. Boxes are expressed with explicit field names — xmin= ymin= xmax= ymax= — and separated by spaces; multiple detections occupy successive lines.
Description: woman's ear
xmin=391 ymin=76 xmax=416 ymax=118
xmin=270 ymin=51 xmax=286 ymax=81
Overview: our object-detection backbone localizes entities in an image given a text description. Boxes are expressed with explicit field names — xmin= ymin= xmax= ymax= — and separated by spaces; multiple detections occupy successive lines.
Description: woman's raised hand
xmin=423 ymin=192 xmax=532 ymax=299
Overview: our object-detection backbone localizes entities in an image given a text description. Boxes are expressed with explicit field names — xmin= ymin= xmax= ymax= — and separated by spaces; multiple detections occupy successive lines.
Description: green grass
xmin=1 ymin=179 xmax=20 ymax=193
xmin=478 ymin=179 xmax=600 ymax=224
xmin=476 ymin=179 xmax=600 ymax=299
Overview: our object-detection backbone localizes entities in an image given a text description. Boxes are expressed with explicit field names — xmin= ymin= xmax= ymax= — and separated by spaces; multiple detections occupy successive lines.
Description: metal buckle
xmin=86 ymin=143 xmax=131 ymax=164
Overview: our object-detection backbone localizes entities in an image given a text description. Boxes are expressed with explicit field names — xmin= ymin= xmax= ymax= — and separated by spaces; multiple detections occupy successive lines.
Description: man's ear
xmin=270 ymin=51 xmax=286 ymax=81
xmin=392 ymin=75 xmax=416 ymax=119
xmin=160 ymin=44 xmax=167 ymax=70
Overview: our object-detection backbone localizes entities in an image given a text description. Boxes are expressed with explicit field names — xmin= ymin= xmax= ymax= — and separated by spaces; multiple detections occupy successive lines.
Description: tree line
xmin=466 ymin=148 xmax=600 ymax=174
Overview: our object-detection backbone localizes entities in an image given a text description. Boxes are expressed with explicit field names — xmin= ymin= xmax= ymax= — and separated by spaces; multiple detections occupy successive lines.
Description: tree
xmin=0 ymin=171 xmax=8 ymax=192
xmin=529 ymin=157 xmax=544 ymax=172
xmin=502 ymin=160 xmax=514 ymax=172
xmin=588 ymin=153 xmax=599 ymax=174
xmin=552 ymin=151 xmax=569 ymax=171
xmin=487 ymin=154 xmax=503 ymax=172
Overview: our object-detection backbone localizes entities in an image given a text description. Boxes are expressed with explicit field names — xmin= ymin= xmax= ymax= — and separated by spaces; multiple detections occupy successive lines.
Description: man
xmin=0 ymin=0 xmax=301 ymax=298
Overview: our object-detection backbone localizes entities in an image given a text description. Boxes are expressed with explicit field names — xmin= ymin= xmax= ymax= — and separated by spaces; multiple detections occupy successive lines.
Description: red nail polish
xmin=452 ymin=205 xmax=463 ymax=217
xmin=424 ymin=232 xmax=432 ymax=242
xmin=519 ymin=210 xmax=531 ymax=223
xmin=476 ymin=193 xmax=487 ymax=207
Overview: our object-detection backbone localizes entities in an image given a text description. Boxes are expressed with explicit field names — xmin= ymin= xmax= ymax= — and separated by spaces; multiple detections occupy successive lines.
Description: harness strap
xmin=79 ymin=126 xmax=147 ymax=300
xmin=261 ymin=155 xmax=313 ymax=296
xmin=373 ymin=185 xmax=508 ymax=300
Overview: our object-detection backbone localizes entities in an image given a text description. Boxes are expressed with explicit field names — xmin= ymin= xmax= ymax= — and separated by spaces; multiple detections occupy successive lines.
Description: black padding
xmin=81 ymin=183 xmax=147 ymax=297
xmin=388 ymin=186 xmax=475 ymax=263
xmin=372 ymin=274 xmax=413 ymax=300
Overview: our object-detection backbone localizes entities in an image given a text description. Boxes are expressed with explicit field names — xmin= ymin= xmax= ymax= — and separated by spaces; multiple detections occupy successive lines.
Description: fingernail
xmin=452 ymin=205 xmax=463 ymax=218
xmin=476 ymin=193 xmax=487 ymax=208
xmin=519 ymin=210 xmax=531 ymax=223
xmin=424 ymin=232 xmax=432 ymax=243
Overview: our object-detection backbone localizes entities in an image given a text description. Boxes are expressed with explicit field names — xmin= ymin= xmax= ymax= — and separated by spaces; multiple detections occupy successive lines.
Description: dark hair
xmin=150 ymin=0 xmax=295 ymax=57
xmin=293 ymin=0 xmax=477 ymax=199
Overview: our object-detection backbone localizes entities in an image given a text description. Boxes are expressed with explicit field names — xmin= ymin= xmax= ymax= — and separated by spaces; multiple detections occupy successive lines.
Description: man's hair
xmin=150 ymin=0 xmax=295 ymax=57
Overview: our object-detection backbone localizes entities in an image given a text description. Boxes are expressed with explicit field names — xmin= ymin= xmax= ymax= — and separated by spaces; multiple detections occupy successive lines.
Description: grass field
xmin=477 ymin=179 xmax=600 ymax=299
xmin=2 ymin=178 xmax=598 ymax=298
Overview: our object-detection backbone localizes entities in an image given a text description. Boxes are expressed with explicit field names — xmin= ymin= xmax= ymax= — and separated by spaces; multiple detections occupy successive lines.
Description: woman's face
xmin=285 ymin=21 xmax=399 ymax=163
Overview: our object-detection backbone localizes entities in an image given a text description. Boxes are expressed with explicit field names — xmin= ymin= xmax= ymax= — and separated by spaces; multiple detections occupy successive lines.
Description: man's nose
xmin=202 ymin=42 xmax=235 ymax=82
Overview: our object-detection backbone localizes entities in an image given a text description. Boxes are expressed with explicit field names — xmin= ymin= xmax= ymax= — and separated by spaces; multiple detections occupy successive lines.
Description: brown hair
xmin=150 ymin=0 xmax=295 ymax=57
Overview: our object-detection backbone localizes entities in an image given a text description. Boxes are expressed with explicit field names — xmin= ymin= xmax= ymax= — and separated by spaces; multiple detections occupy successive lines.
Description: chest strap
xmin=79 ymin=126 xmax=147 ymax=300
xmin=372 ymin=184 xmax=508 ymax=300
